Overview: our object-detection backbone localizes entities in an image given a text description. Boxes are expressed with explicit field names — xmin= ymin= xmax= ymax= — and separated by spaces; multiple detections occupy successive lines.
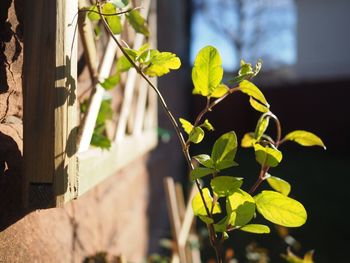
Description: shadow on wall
xmin=0 ymin=130 xmax=24 ymax=231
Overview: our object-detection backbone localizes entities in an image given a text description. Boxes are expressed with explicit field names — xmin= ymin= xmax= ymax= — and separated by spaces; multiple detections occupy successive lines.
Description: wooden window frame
xmin=24 ymin=0 xmax=158 ymax=208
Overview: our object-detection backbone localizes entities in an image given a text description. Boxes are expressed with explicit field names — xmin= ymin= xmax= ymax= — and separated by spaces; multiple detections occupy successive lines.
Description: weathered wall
xmin=0 ymin=1 xmax=150 ymax=262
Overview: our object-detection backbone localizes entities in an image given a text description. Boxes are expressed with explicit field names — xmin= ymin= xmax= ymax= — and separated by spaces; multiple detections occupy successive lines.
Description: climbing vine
xmin=81 ymin=1 xmax=325 ymax=262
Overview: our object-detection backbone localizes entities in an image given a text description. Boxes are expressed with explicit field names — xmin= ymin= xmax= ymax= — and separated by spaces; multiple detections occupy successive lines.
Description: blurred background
xmin=154 ymin=0 xmax=350 ymax=262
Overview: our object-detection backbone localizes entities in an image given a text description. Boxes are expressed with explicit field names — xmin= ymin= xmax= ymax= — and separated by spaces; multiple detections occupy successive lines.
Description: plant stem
xmin=96 ymin=0 xmax=215 ymax=237
xmin=248 ymin=113 xmax=282 ymax=195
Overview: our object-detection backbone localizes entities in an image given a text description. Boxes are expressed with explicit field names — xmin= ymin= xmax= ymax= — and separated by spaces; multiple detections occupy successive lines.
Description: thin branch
xmin=80 ymin=7 xmax=137 ymax=17
xmin=96 ymin=1 xmax=216 ymax=223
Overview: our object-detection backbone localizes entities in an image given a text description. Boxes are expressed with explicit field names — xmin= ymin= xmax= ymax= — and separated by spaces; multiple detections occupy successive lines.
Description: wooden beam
xmin=24 ymin=0 xmax=78 ymax=207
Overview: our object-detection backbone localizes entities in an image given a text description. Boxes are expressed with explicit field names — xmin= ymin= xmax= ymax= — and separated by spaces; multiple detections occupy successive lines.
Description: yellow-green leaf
xmin=241 ymin=133 xmax=256 ymax=148
xmin=190 ymin=167 xmax=215 ymax=180
xmin=103 ymin=3 xmax=122 ymax=34
xmin=266 ymin=174 xmax=291 ymax=196
xmin=189 ymin=126 xmax=205 ymax=144
xmin=116 ymin=56 xmax=132 ymax=72
xmin=100 ymin=73 xmax=120 ymax=90
xmin=87 ymin=5 xmax=100 ymax=21
xmin=126 ymin=10 xmax=149 ymax=36
xmin=226 ymin=189 xmax=255 ymax=227
xmin=284 ymin=130 xmax=326 ymax=149
xmin=255 ymin=190 xmax=307 ymax=227
xmin=249 ymin=97 xmax=270 ymax=113
xmin=254 ymin=143 xmax=282 ymax=167
xmin=144 ymin=51 xmax=181 ymax=77
xmin=282 ymin=248 xmax=314 ymax=263
xmin=179 ymin=118 xmax=193 ymax=134
xmin=239 ymin=80 xmax=269 ymax=108
xmin=211 ymin=176 xmax=243 ymax=197
xmin=192 ymin=188 xmax=221 ymax=216
xmin=240 ymin=224 xmax=270 ymax=234
xmin=202 ymin=119 xmax=214 ymax=131
xmin=192 ymin=46 xmax=223 ymax=96
xmin=211 ymin=84 xmax=229 ymax=98
xmin=255 ymin=113 xmax=270 ymax=140
xmin=193 ymin=154 xmax=214 ymax=168
xmin=212 ymin=131 xmax=237 ymax=169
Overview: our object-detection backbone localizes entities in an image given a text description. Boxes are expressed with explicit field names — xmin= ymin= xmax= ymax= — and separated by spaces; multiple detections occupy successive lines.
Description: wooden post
xmin=24 ymin=0 xmax=78 ymax=207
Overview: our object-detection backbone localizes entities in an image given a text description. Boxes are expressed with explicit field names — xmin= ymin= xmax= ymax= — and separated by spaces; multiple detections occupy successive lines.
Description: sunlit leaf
xmin=239 ymin=60 xmax=254 ymax=76
xmin=189 ymin=127 xmax=205 ymax=144
xmin=103 ymin=3 xmax=122 ymax=34
xmin=91 ymin=132 xmax=111 ymax=149
xmin=239 ymin=80 xmax=269 ymax=109
xmin=199 ymin=215 xmax=214 ymax=224
xmin=144 ymin=50 xmax=181 ymax=77
xmin=116 ymin=56 xmax=132 ymax=72
xmin=254 ymin=143 xmax=282 ymax=167
xmin=255 ymin=190 xmax=307 ymax=227
xmin=210 ymin=84 xmax=229 ymax=98
xmin=192 ymin=188 xmax=221 ymax=216
xmin=126 ymin=10 xmax=149 ymax=36
xmin=100 ymin=73 xmax=120 ymax=90
xmin=190 ymin=167 xmax=215 ymax=180
xmin=239 ymin=224 xmax=270 ymax=234
xmin=255 ymin=113 xmax=270 ymax=140
xmin=226 ymin=189 xmax=256 ymax=227
xmin=87 ymin=5 xmax=100 ymax=21
xmin=282 ymin=248 xmax=314 ymax=263
xmin=193 ymin=154 xmax=214 ymax=168
xmin=241 ymin=133 xmax=256 ymax=148
xmin=211 ymin=131 xmax=238 ymax=169
xmin=266 ymin=175 xmax=291 ymax=196
xmin=283 ymin=130 xmax=326 ymax=149
xmin=211 ymin=176 xmax=243 ymax=197
xmin=179 ymin=118 xmax=193 ymax=134
xmin=192 ymin=46 xmax=223 ymax=96
xmin=249 ymin=97 xmax=269 ymax=113
xmin=202 ymin=119 xmax=214 ymax=131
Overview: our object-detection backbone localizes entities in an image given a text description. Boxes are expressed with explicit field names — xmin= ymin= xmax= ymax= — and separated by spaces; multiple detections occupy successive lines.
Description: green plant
xmin=82 ymin=1 xmax=325 ymax=262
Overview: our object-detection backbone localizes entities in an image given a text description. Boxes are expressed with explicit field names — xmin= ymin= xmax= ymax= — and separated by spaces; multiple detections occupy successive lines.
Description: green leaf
xmin=239 ymin=80 xmax=269 ymax=109
xmin=116 ymin=56 xmax=132 ymax=72
xmin=111 ymin=0 xmax=129 ymax=8
xmin=210 ymin=84 xmax=229 ymax=98
xmin=202 ymin=119 xmax=214 ymax=131
xmin=123 ymin=48 xmax=138 ymax=60
xmin=103 ymin=3 xmax=122 ymax=34
xmin=91 ymin=132 xmax=111 ymax=149
xmin=240 ymin=224 xmax=270 ymax=234
xmin=249 ymin=97 xmax=270 ymax=113
xmin=255 ymin=190 xmax=307 ymax=227
xmin=126 ymin=10 xmax=150 ymax=36
xmin=87 ymin=5 xmax=100 ymax=21
xmin=211 ymin=176 xmax=243 ymax=197
xmin=255 ymin=113 xmax=270 ymax=140
xmin=266 ymin=175 xmax=291 ymax=196
xmin=241 ymin=133 xmax=256 ymax=148
xmin=192 ymin=46 xmax=223 ymax=96
xmin=192 ymin=188 xmax=221 ymax=216
xmin=254 ymin=143 xmax=282 ymax=167
xmin=190 ymin=167 xmax=215 ymax=180
xmin=214 ymin=217 xmax=229 ymax=232
xmin=239 ymin=60 xmax=254 ymax=76
xmin=179 ymin=118 xmax=193 ymax=134
xmin=96 ymin=100 xmax=113 ymax=125
xmin=283 ymin=130 xmax=326 ymax=149
xmin=198 ymin=215 xmax=214 ymax=224
xmin=211 ymin=131 xmax=237 ymax=169
xmin=189 ymin=127 xmax=205 ymax=144
xmin=226 ymin=189 xmax=256 ymax=227
xmin=100 ymin=73 xmax=120 ymax=90
xmin=143 ymin=51 xmax=181 ymax=77
xmin=193 ymin=154 xmax=214 ymax=168
xmin=281 ymin=248 xmax=314 ymax=263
